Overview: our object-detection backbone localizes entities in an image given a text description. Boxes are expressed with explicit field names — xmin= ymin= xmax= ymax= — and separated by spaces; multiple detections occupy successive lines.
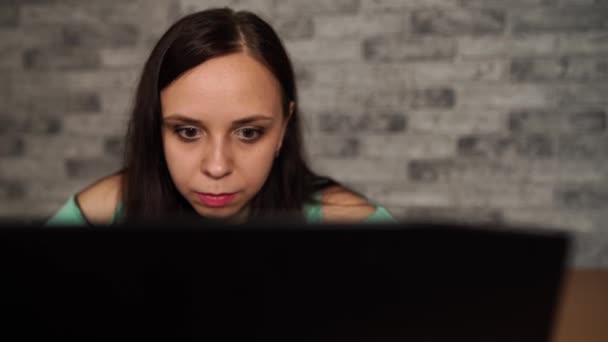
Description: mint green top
xmin=47 ymin=194 xmax=395 ymax=225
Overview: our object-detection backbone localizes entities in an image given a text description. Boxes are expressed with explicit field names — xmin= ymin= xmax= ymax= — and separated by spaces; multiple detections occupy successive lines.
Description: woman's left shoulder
xmin=320 ymin=185 xmax=378 ymax=223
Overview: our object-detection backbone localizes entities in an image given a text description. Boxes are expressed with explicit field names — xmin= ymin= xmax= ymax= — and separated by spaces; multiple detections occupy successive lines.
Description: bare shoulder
xmin=320 ymin=185 xmax=377 ymax=223
xmin=76 ymin=172 xmax=123 ymax=224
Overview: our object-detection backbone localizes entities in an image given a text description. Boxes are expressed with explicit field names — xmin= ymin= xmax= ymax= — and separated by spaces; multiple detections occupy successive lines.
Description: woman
xmin=47 ymin=8 xmax=394 ymax=225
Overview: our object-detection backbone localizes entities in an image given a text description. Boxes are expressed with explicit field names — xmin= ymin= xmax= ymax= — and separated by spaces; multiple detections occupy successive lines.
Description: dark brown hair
xmin=122 ymin=8 xmax=335 ymax=222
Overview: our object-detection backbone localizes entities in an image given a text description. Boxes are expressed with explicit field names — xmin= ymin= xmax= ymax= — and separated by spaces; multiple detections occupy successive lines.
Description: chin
xmin=193 ymin=204 xmax=243 ymax=220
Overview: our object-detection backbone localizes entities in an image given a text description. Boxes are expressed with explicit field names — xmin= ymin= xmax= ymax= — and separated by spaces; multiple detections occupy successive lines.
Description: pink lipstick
xmin=196 ymin=192 xmax=237 ymax=207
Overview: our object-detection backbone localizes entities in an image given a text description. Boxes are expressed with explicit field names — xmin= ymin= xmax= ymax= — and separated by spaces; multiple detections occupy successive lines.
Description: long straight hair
xmin=122 ymin=8 xmax=335 ymax=222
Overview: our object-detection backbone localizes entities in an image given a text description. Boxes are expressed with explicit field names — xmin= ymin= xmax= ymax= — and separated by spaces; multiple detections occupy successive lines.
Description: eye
xmin=175 ymin=126 xmax=202 ymax=141
xmin=235 ymin=127 xmax=264 ymax=142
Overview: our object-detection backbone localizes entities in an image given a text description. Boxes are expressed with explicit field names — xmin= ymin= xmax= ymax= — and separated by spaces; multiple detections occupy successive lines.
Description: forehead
xmin=160 ymin=52 xmax=283 ymax=120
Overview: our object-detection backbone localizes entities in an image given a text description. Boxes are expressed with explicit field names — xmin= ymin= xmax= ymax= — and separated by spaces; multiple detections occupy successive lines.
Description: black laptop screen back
xmin=0 ymin=222 xmax=569 ymax=341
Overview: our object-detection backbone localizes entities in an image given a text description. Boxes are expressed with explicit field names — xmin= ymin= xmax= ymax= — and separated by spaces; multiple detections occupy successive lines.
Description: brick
xmin=0 ymin=116 xmax=62 ymax=135
xmin=104 ymin=136 xmax=125 ymax=157
xmin=19 ymin=2 xmax=141 ymax=27
xmin=557 ymin=32 xmax=608 ymax=55
xmin=299 ymin=112 xmax=316 ymax=137
xmin=307 ymin=136 xmax=360 ymax=158
xmin=461 ymin=0 xmax=558 ymax=7
xmin=554 ymin=184 xmax=608 ymax=209
xmin=271 ymin=17 xmax=314 ymax=40
xmin=129 ymin=0 xmax=177 ymax=42
xmin=407 ymin=158 xmax=603 ymax=184
xmin=0 ymin=28 xmax=23 ymax=52
xmin=570 ymin=229 xmax=608 ymax=268
xmin=319 ymin=113 xmax=406 ymax=133
xmin=501 ymin=208 xmax=597 ymax=233
xmin=99 ymin=47 xmax=149 ymax=68
xmin=0 ymin=199 xmax=71 ymax=220
xmin=510 ymin=58 xmax=564 ymax=81
xmin=23 ymin=47 xmax=100 ymax=70
xmin=0 ymin=180 xmax=25 ymax=200
xmin=456 ymin=83 xmax=551 ymax=108
xmin=557 ymin=135 xmax=608 ymax=159
xmin=26 ymin=116 xmax=62 ymax=134
xmin=299 ymin=86 xmax=455 ymax=115
xmin=0 ymin=2 xmax=18 ymax=27
xmin=364 ymin=36 xmax=456 ymax=61
xmin=285 ymin=39 xmax=362 ymax=63
xmin=305 ymin=62 xmax=412 ymax=91
xmin=361 ymin=0 xmax=460 ymax=11
xmin=568 ymin=110 xmax=607 ymax=131
xmin=412 ymin=8 xmax=505 ymax=36
xmin=530 ymin=160 xmax=607 ymax=184
xmin=569 ymin=58 xmax=608 ymax=81
xmin=13 ymin=91 xmax=101 ymax=115
xmin=558 ymin=0 xmax=602 ymax=6
xmin=364 ymin=87 xmax=455 ymax=110
xmin=512 ymin=8 xmax=608 ymax=34
xmin=361 ymin=182 xmax=553 ymax=208
xmin=0 ymin=137 xmax=24 ymax=157
xmin=293 ymin=64 xmax=313 ymax=89
xmin=0 ymin=200 xmax=57 ymax=221
xmin=408 ymin=87 xmax=455 ymax=108
xmin=296 ymin=88 xmax=367 ymax=114
xmin=24 ymin=135 xmax=106 ymax=159
xmin=275 ymin=0 xmax=360 ymax=15
xmin=313 ymin=13 xmax=404 ymax=39
xmin=357 ymin=183 xmax=456 ymax=207
xmin=551 ymin=83 xmax=608 ymax=106
xmin=61 ymin=23 xmax=139 ymax=48
xmin=178 ymin=0 xmax=276 ymax=18
xmin=454 ymin=182 xmax=554 ymax=208
xmin=72 ymin=69 xmax=138 ymax=91
xmin=408 ymin=159 xmax=459 ymax=183
xmin=62 ymin=114 xmax=129 ymax=136
xmin=360 ymin=134 xmax=456 ymax=158
xmin=0 ymin=157 xmax=66 ymax=181
xmin=0 ymin=86 xmax=11 ymax=108
xmin=9 ymin=69 xmax=139 ymax=93
xmin=511 ymin=57 xmax=608 ymax=81
xmin=408 ymin=109 xmax=507 ymax=135
xmin=100 ymin=90 xmax=135 ymax=117
xmin=24 ymin=179 xmax=86 ymax=203
xmin=310 ymin=157 xmax=408 ymax=184
xmin=398 ymin=206 xmax=504 ymax=225
xmin=457 ymin=34 xmax=558 ymax=58
xmin=0 ymin=45 xmax=20 ymax=69
xmin=65 ymin=157 xmax=122 ymax=179
xmin=531 ymin=160 xmax=606 ymax=184
xmin=0 ymin=117 xmax=17 ymax=134
xmin=509 ymin=109 xmax=606 ymax=133
xmin=0 ymin=26 xmax=64 ymax=50
xmin=409 ymin=59 xmax=508 ymax=84
xmin=457 ymin=134 xmax=554 ymax=159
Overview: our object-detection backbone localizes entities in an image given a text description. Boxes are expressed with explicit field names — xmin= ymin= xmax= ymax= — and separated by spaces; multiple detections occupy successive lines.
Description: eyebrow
xmin=163 ymin=114 xmax=274 ymax=126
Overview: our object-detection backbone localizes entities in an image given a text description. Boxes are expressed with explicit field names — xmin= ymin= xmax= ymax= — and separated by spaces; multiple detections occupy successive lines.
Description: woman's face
xmin=160 ymin=52 xmax=291 ymax=222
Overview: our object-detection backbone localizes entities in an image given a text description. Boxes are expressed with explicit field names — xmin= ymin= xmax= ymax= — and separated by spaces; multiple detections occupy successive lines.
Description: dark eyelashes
xmin=238 ymin=127 xmax=265 ymax=142
xmin=170 ymin=125 xmax=266 ymax=143
xmin=174 ymin=126 xmax=201 ymax=142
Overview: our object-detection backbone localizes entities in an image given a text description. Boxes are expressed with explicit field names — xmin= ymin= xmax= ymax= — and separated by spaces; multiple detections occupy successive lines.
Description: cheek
xmin=236 ymin=143 xmax=277 ymax=189
xmin=162 ymin=135 xmax=199 ymax=187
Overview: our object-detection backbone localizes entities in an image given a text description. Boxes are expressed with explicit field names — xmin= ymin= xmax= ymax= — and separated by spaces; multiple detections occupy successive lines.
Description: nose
xmin=201 ymin=138 xmax=233 ymax=179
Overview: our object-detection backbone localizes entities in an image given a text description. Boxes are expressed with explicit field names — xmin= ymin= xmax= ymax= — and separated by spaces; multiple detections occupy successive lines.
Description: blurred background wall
xmin=0 ymin=0 xmax=607 ymax=267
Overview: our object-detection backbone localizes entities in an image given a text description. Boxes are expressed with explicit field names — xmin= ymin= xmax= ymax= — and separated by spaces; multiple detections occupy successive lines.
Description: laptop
xmin=0 ymin=220 xmax=569 ymax=341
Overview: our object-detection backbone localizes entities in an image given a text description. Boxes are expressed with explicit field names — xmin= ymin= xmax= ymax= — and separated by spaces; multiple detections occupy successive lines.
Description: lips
xmin=196 ymin=192 xmax=237 ymax=207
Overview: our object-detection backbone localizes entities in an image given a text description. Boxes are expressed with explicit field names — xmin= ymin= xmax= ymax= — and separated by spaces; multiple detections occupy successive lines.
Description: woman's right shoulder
xmin=75 ymin=172 xmax=123 ymax=224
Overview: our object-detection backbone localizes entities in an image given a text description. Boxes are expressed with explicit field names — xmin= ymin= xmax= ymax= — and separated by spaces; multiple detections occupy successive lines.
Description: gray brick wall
xmin=1 ymin=0 xmax=607 ymax=267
